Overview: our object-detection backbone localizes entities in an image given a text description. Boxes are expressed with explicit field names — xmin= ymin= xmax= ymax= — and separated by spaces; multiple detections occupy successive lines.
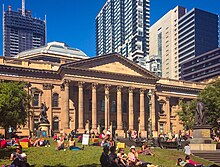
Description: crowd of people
xmin=99 ymin=130 xmax=159 ymax=167
xmin=1 ymin=128 xmax=220 ymax=167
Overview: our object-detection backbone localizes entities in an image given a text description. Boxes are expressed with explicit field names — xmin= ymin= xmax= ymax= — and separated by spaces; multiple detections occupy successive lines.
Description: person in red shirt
xmin=185 ymin=155 xmax=203 ymax=166
xmin=0 ymin=138 xmax=7 ymax=148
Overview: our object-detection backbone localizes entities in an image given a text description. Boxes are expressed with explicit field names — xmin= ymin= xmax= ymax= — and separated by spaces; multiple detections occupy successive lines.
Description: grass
xmin=0 ymin=139 xmax=215 ymax=167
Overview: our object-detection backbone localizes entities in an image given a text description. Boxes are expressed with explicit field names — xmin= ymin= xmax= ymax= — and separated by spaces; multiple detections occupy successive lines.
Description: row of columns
xmin=62 ymin=81 xmax=156 ymax=137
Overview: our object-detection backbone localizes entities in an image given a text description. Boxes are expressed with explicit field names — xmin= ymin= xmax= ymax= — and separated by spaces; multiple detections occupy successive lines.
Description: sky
xmin=0 ymin=0 xmax=220 ymax=57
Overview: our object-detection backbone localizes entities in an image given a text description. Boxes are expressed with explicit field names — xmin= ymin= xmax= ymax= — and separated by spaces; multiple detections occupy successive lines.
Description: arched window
xmin=52 ymin=117 xmax=59 ymax=131
xmin=52 ymin=93 xmax=59 ymax=107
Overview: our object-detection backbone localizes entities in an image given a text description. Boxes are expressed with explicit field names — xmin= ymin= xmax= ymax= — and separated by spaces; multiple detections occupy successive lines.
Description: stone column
xmin=78 ymin=82 xmax=85 ymax=133
xmin=116 ymin=86 xmax=124 ymax=137
xmin=43 ymin=83 xmax=53 ymax=129
xmin=91 ymin=83 xmax=97 ymax=132
xmin=140 ymin=89 xmax=147 ymax=137
xmin=62 ymin=80 xmax=70 ymax=130
xmin=128 ymin=87 xmax=134 ymax=130
xmin=104 ymin=85 xmax=110 ymax=131
xmin=151 ymin=90 xmax=158 ymax=137
xmin=166 ymin=96 xmax=171 ymax=133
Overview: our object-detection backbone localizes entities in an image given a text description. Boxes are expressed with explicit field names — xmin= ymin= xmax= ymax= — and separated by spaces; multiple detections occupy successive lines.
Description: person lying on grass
xmin=185 ymin=155 xmax=203 ymax=167
xmin=176 ymin=158 xmax=187 ymax=166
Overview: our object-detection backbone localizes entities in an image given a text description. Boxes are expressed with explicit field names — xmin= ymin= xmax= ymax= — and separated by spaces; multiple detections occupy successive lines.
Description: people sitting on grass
xmin=108 ymin=146 xmax=119 ymax=167
xmin=56 ymin=137 xmax=66 ymax=151
xmin=68 ymin=137 xmax=76 ymax=150
xmin=0 ymin=137 xmax=7 ymax=148
xmin=117 ymin=148 xmax=127 ymax=167
xmin=33 ymin=138 xmax=50 ymax=147
xmin=10 ymin=145 xmax=29 ymax=167
xmin=21 ymin=136 xmax=34 ymax=147
xmin=100 ymin=146 xmax=110 ymax=167
xmin=127 ymin=145 xmax=142 ymax=166
xmin=127 ymin=145 xmax=159 ymax=167
xmin=141 ymin=144 xmax=155 ymax=156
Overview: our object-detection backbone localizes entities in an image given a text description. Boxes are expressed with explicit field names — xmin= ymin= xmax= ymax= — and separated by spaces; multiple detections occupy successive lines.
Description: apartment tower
xmin=149 ymin=6 xmax=186 ymax=79
xmin=96 ymin=0 xmax=150 ymax=66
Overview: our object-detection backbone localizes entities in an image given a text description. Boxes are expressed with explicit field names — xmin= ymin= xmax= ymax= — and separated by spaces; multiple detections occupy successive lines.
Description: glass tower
xmin=178 ymin=8 xmax=218 ymax=77
xmin=3 ymin=5 xmax=46 ymax=57
xmin=96 ymin=0 xmax=150 ymax=66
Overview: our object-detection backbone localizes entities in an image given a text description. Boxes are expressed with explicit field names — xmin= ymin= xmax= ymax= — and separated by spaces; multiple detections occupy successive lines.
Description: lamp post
xmin=105 ymin=93 xmax=110 ymax=130
xmin=147 ymin=90 xmax=152 ymax=138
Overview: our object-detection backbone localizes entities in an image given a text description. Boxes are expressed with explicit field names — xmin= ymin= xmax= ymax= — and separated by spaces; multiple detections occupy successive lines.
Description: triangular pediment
xmin=61 ymin=53 xmax=160 ymax=80
xmin=89 ymin=61 xmax=142 ymax=77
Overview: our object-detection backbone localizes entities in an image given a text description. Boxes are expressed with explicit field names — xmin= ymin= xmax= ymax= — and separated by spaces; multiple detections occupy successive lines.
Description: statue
xmin=195 ymin=102 xmax=206 ymax=126
xmin=40 ymin=103 xmax=49 ymax=124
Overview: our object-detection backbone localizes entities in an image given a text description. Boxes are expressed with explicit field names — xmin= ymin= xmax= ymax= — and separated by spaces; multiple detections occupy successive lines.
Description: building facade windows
xmin=52 ymin=117 xmax=59 ymax=131
xmin=32 ymin=93 xmax=39 ymax=107
xmin=52 ymin=93 xmax=59 ymax=108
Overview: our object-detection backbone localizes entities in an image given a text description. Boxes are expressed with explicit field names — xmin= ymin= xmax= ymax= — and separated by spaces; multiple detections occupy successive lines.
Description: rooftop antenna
xmin=22 ymin=0 xmax=25 ymax=16
xmin=44 ymin=15 xmax=47 ymax=43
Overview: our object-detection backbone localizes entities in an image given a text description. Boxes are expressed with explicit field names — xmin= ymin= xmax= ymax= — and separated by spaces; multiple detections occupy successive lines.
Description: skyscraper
xmin=178 ymin=8 xmax=218 ymax=77
xmin=96 ymin=0 xmax=150 ymax=66
xmin=3 ymin=0 xmax=46 ymax=57
xmin=149 ymin=6 xmax=186 ymax=79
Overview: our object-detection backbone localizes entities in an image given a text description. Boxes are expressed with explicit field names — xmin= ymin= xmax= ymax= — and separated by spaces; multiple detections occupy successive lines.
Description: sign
xmin=82 ymin=134 xmax=90 ymax=145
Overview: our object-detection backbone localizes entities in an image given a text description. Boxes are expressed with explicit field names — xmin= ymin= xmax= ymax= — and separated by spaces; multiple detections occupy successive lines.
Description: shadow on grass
xmin=78 ymin=164 xmax=101 ymax=167
xmin=43 ymin=165 xmax=68 ymax=167
xmin=0 ymin=147 xmax=16 ymax=160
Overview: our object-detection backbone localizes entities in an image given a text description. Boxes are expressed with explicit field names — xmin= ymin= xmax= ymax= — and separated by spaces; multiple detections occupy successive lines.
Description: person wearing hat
xmin=127 ymin=145 xmax=141 ymax=166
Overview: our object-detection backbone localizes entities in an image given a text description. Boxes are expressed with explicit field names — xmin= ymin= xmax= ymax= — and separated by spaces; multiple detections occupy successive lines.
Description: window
xmin=160 ymin=123 xmax=164 ymax=133
xmin=101 ymin=99 xmax=105 ymax=112
xmin=34 ymin=117 xmax=39 ymax=130
xmin=32 ymin=93 xmax=39 ymax=107
xmin=52 ymin=93 xmax=59 ymax=107
xmin=111 ymin=101 xmax=116 ymax=112
xmin=122 ymin=101 xmax=127 ymax=113
xmin=89 ymin=99 xmax=92 ymax=111
xmin=52 ymin=117 xmax=59 ymax=131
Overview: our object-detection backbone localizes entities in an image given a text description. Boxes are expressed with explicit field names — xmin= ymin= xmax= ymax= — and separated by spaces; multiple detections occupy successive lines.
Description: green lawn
xmin=0 ymin=139 xmax=214 ymax=167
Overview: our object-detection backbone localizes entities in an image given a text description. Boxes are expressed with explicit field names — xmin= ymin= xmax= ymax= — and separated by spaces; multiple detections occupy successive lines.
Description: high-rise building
xmin=149 ymin=6 xmax=186 ymax=79
xmin=178 ymin=8 xmax=219 ymax=77
xmin=96 ymin=0 xmax=150 ymax=66
xmin=3 ymin=0 xmax=46 ymax=57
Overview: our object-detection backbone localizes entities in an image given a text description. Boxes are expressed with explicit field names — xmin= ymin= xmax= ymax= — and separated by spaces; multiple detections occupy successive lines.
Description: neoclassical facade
xmin=0 ymin=42 xmax=206 ymax=137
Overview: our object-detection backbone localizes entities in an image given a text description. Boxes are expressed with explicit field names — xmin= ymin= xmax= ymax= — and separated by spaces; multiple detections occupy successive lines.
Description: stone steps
xmin=193 ymin=152 xmax=220 ymax=164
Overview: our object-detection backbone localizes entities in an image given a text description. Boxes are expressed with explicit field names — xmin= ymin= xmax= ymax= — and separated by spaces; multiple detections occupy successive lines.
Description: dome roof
xmin=17 ymin=41 xmax=89 ymax=59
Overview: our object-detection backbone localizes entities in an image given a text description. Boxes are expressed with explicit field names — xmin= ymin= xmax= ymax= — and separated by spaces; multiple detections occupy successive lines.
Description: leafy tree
xmin=0 ymin=81 xmax=29 ymax=135
xmin=178 ymin=99 xmax=197 ymax=131
xmin=199 ymin=79 xmax=220 ymax=126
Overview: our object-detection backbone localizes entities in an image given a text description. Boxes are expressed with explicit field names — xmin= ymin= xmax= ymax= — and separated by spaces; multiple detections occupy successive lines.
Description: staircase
xmin=192 ymin=151 xmax=220 ymax=164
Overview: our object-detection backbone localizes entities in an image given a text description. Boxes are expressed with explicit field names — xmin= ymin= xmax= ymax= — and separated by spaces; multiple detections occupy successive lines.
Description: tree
xmin=178 ymin=99 xmax=197 ymax=131
xmin=0 ymin=81 xmax=29 ymax=135
xmin=199 ymin=79 xmax=220 ymax=126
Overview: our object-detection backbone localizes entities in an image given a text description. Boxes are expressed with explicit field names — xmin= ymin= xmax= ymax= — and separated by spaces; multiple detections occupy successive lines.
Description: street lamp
xmin=105 ymin=93 xmax=110 ymax=130
xmin=147 ymin=90 xmax=153 ymax=138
